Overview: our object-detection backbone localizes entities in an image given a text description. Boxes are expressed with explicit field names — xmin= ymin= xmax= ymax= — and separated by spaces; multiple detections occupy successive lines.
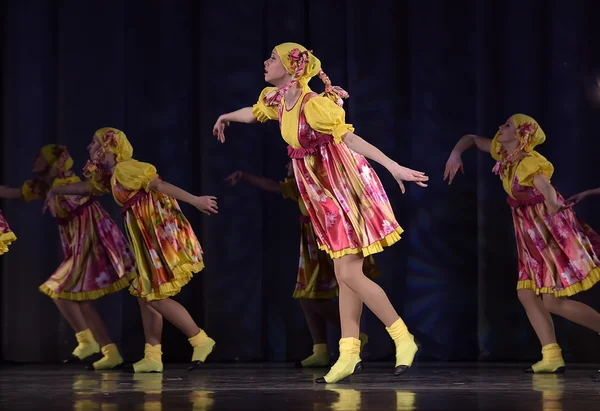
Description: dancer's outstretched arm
xmin=213 ymin=108 xmax=257 ymax=143
xmin=565 ymin=187 xmax=600 ymax=207
xmin=148 ymin=178 xmax=218 ymax=216
xmin=49 ymin=181 xmax=94 ymax=196
xmin=224 ymin=171 xmax=280 ymax=193
xmin=0 ymin=185 xmax=23 ymax=200
xmin=444 ymin=134 xmax=492 ymax=185
xmin=342 ymin=132 xmax=428 ymax=194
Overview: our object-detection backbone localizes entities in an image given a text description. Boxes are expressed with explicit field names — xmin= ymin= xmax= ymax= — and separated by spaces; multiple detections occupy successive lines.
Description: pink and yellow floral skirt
xmin=292 ymin=141 xmax=403 ymax=259
xmin=512 ymin=193 xmax=600 ymax=297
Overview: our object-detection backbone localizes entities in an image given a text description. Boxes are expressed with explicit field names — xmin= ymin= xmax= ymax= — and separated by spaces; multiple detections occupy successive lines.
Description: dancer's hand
xmin=193 ymin=196 xmax=218 ymax=215
xmin=564 ymin=191 xmax=589 ymax=208
xmin=443 ymin=151 xmax=464 ymax=185
xmin=389 ymin=163 xmax=428 ymax=194
xmin=224 ymin=171 xmax=244 ymax=186
xmin=213 ymin=115 xmax=230 ymax=143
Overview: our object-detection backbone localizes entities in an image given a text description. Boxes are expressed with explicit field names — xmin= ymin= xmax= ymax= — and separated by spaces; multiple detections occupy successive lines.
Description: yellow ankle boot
xmin=315 ymin=337 xmax=362 ymax=383
xmin=133 ymin=344 xmax=163 ymax=373
xmin=386 ymin=318 xmax=419 ymax=375
xmin=299 ymin=343 xmax=330 ymax=368
xmin=187 ymin=329 xmax=216 ymax=371
xmin=525 ymin=343 xmax=566 ymax=374
xmin=92 ymin=344 xmax=124 ymax=370
xmin=67 ymin=329 xmax=100 ymax=362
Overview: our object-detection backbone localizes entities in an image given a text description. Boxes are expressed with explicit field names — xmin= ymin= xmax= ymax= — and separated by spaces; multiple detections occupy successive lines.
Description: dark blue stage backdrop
xmin=1 ymin=0 xmax=600 ymax=364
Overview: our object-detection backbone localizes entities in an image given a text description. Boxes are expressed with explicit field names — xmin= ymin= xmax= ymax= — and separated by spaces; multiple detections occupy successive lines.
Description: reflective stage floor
xmin=1 ymin=363 xmax=599 ymax=410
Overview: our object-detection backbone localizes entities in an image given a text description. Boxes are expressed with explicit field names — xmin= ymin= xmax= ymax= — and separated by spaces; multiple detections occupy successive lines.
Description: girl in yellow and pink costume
xmin=445 ymin=114 xmax=600 ymax=374
xmin=0 ymin=144 xmax=136 ymax=370
xmin=214 ymin=42 xmax=429 ymax=383
xmin=51 ymin=128 xmax=218 ymax=373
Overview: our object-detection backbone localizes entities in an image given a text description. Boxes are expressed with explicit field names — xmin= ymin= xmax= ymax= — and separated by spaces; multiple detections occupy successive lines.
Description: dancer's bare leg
xmin=54 ymin=299 xmax=99 ymax=361
xmin=54 ymin=299 xmax=87 ymax=332
xmin=334 ymin=254 xmax=398 ymax=327
xmin=80 ymin=302 xmax=112 ymax=347
xmin=138 ymin=298 xmax=163 ymax=345
xmin=148 ymin=298 xmax=215 ymax=369
xmin=316 ymin=254 xmax=417 ymax=383
xmin=148 ymin=298 xmax=199 ymax=338
xmin=518 ymin=290 xmax=557 ymax=346
xmin=542 ymin=294 xmax=600 ymax=333
xmin=518 ymin=290 xmax=565 ymax=373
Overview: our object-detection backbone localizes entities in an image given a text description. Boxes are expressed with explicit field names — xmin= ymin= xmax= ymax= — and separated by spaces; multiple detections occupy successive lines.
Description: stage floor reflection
xmin=0 ymin=363 xmax=599 ymax=410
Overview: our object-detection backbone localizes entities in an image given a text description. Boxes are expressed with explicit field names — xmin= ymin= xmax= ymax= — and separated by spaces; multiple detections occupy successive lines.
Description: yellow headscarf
xmin=94 ymin=127 xmax=133 ymax=162
xmin=38 ymin=144 xmax=74 ymax=174
xmin=264 ymin=42 xmax=349 ymax=107
xmin=491 ymin=114 xmax=546 ymax=176
xmin=85 ymin=127 xmax=157 ymax=192
xmin=274 ymin=42 xmax=321 ymax=87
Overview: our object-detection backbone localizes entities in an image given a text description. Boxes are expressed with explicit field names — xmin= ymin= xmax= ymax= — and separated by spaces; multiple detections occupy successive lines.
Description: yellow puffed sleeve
xmin=516 ymin=152 xmax=554 ymax=187
xmin=304 ymin=97 xmax=354 ymax=144
xmin=280 ymin=178 xmax=300 ymax=202
xmin=52 ymin=175 xmax=81 ymax=188
xmin=252 ymin=87 xmax=279 ymax=123
xmin=21 ymin=179 xmax=44 ymax=202
xmin=114 ymin=159 xmax=159 ymax=192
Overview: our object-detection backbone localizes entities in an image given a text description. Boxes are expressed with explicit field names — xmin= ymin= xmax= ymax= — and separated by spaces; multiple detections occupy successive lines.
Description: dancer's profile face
xmin=87 ymin=136 xmax=101 ymax=158
xmin=264 ymin=49 xmax=289 ymax=85
xmin=497 ymin=117 xmax=517 ymax=143
xmin=32 ymin=155 xmax=49 ymax=174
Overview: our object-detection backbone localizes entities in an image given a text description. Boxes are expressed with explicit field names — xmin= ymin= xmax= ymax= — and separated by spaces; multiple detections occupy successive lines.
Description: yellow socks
xmin=133 ymin=344 xmax=163 ymax=373
xmin=72 ymin=329 xmax=100 ymax=360
xmin=316 ymin=337 xmax=362 ymax=383
xmin=386 ymin=318 xmax=418 ymax=375
xmin=529 ymin=343 xmax=566 ymax=374
xmin=300 ymin=343 xmax=330 ymax=368
xmin=92 ymin=343 xmax=124 ymax=370
xmin=189 ymin=329 xmax=216 ymax=364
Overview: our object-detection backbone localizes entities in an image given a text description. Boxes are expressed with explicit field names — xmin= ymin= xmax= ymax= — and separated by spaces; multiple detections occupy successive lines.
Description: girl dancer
xmin=444 ymin=114 xmax=600 ymax=373
xmin=50 ymin=128 xmax=217 ymax=372
xmin=214 ymin=43 xmax=428 ymax=383
xmin=226 ymin=162 xmax=379 ymax=367
xmin=0 ymin=210 xmax=16 ymax=255
xmin=0 ymin=144 xmax=136 ymax=370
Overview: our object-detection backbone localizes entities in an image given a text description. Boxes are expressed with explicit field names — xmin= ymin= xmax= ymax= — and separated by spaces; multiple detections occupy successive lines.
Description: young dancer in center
xmin=214 ymin=42 xmax=428 ymax=383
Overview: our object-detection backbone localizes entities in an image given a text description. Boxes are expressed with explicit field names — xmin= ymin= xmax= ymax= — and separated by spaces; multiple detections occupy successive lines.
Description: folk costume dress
xmin=26 ymin=145 xmax=136 ymax=301
xmin=491 ymin=115 xmax=600 ymax=297
xmin=254 ymin=81 xmax=402 ymax=260
xmin=85 ymin=128 xmax=214 ymax=373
